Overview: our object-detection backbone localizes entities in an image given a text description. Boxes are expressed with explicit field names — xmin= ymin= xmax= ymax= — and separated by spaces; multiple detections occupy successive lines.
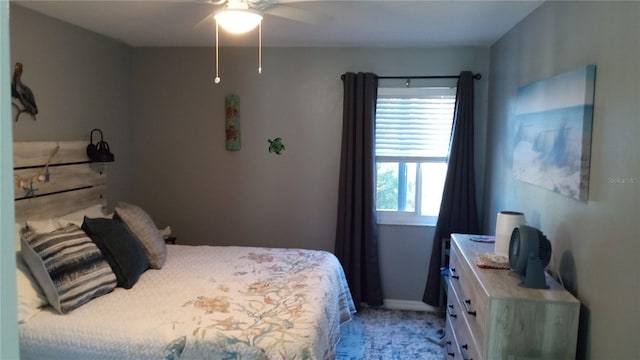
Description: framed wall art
xmin=512 ymin=65 xmax=596 ymax=201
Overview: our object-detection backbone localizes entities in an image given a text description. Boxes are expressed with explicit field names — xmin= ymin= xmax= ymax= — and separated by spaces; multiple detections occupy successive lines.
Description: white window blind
xmin=376 ymin=87 xmax=456 ymax=159
xmin=374 ymin=87 xmax=457 ymax=226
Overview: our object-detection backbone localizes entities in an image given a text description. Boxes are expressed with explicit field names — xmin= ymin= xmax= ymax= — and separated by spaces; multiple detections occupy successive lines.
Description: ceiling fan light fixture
xmin=214 ymin=9 xmax=263 ymax=34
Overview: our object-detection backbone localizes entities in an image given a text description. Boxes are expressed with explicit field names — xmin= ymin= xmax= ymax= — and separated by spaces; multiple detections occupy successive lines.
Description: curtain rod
xmin=340 ymin=73 xmax=481 ymax=80
xmin=379 ymin=74 xmax=481 ymax=80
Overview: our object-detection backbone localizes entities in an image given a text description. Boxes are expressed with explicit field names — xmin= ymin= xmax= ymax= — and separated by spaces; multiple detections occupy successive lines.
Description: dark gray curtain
xmin=423 ymin=71 xmax=479 ymax=306
xmin=335 ymin=72 xmax=383 ymax=309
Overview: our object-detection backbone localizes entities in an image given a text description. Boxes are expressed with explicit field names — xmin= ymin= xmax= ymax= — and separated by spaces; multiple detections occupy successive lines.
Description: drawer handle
xmin=447 ymin=304 xmax=457 ymax=318
xmin=450 ymin=269 xmax=460 ymax=280
xmin=460 ymin=344 xmax=473 ymax=360
xmin=463 ymin=299 xmax=477 ymax=317
xmin=445 ymin=341 xmax=455 ymax=357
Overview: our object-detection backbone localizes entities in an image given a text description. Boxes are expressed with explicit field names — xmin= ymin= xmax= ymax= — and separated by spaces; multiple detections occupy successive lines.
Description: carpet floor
xmin=336 ymin=308 xmax=446 ymax=360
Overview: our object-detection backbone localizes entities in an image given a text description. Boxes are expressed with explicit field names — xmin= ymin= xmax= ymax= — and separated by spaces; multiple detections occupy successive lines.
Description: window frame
xmin=374 ymin=86 xmax=456 ymax=227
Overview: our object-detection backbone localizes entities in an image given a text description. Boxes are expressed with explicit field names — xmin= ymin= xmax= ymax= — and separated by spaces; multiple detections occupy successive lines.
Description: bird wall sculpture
xmin=11 ymin=62 xmax=38 ymax=122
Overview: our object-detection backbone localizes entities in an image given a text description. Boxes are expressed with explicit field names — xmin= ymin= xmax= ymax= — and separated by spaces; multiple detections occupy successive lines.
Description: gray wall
xmin=130 ymin=46 xmax=489 ymax=304
xmin=10 ymin=4 xmax=134 ymax=210
xmin=484 ymin=2 xmax=640 ymax=359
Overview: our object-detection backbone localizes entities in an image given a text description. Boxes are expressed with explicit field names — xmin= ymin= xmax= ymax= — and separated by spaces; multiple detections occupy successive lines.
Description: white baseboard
xmin=383 ymin=299 xmax=440 ymax=312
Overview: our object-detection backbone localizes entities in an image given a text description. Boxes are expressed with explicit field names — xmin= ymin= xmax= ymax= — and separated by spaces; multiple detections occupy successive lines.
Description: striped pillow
xmin=20 ymin=224 xmax=117 ymax=314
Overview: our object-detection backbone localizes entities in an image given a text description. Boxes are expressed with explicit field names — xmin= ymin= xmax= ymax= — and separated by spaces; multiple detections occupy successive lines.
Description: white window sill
xmin=376 ymin=212 xmax=437 ymax=227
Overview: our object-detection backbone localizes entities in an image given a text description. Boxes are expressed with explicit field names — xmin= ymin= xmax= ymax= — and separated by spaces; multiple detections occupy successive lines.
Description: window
xmin=375 ymin=87 xmax=456 ymax=226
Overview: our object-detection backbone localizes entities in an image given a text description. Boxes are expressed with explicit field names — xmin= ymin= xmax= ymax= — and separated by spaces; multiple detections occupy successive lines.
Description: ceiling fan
xmin=194 ymin=0 xmax=325 ymax=83
xmin=199 ymin=0 xmax=325 ymax=30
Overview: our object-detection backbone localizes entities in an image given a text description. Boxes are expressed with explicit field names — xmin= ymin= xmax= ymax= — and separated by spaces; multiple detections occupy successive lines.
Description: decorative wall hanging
xmin=268 ymin=137 xmax=285 ymax=155
xmin=14 ymin=145 xmax=59 ymax=198
xmin=86 ymin=128 xmax=115 ymax=162
xmin=225 ymin=94 xmax=241 ymax=151
xmin=512 ymin=65 xmax=596 ymax=201
xmin=11 ymin=62 xmax=39 ymax=122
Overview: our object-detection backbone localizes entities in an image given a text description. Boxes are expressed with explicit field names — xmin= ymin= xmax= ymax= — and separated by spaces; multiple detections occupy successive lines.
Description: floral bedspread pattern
xmin=172 ymin=248 xmax=355 ymax=359
xmin=20 ymin=246 xmax=355 ymax=360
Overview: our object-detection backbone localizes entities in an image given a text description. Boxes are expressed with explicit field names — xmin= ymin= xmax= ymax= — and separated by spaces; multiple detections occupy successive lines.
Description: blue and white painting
xmin=513 ymin=65 xmax=596 ymax=201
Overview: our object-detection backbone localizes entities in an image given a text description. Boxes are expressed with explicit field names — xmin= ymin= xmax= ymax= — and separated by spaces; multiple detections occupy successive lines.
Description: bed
xmin=14 ymin=141 xmax=356 ymax=360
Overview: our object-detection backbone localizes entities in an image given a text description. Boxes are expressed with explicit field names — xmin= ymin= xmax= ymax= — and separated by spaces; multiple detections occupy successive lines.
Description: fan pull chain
xmin=214 ymin=21 xmax=221 ymax=84
xmin=258 ymin=22 xmax=262 ymax=74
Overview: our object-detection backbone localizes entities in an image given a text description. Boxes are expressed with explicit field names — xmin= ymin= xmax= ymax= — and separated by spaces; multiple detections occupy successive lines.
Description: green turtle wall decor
xmin=225 ymin=94 xmax=241 ymax=151
xmin=268 ymin=138 xmax=285 ymax=155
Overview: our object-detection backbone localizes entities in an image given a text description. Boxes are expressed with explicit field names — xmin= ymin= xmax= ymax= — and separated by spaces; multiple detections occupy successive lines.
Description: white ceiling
xmin=13 ymin=0 xmax=544 ymax=47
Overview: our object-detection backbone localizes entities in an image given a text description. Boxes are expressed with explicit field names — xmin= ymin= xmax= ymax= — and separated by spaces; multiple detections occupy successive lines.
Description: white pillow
xmin=17 ymin=253 xmax=47 ymax=323
xmin=15 ymin=223 xmax=22 ymax=251
xmin=15 ymin=224 xmax=47 ymax=323
xmin=57 ymin=204 xmax=108 ymax=227
xmin=25 ymin=218 xmax=59 ymax=234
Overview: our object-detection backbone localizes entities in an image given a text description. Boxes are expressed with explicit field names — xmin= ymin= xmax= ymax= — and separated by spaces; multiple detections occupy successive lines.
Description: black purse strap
xmin=90 ymin=128 xmax=104 ymax=146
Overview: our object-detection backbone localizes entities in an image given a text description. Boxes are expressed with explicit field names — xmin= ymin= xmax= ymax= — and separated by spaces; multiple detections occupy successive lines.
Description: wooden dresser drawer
xmin=447 ymin=279 xmax=482 ymax=360
xmin=446 ymin=233 xmax=581 ymax=360
xmin=445 ymin=278 xmax=465 ymax=343
xmin=449 ymin=241 xmax=487 ymax=348
xmin=444 ymin=313 xmax=461 ymax=359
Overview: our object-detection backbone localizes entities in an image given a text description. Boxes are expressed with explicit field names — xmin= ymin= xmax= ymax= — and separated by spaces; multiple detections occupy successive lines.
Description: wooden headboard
xmin=14 ymin=141 xmax=107 ymax=223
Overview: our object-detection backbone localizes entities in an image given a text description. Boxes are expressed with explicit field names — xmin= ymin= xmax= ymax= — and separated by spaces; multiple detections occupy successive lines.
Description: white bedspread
xmin=20 ymin=245 xmax=356 ymax=360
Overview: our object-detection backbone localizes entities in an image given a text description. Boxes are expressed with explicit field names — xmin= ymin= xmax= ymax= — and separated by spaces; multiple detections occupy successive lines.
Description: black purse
xmin=86 ymin=128 xmax=115 ymax=162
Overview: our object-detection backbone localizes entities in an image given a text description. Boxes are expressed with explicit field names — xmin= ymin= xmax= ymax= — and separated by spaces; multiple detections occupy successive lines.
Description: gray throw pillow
xmin=114 ymin=202 xmax=166 ymax=269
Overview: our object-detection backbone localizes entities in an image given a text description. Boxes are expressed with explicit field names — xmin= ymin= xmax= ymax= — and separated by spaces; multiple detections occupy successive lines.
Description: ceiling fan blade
xmin=196 ymin=0 xmax=227 ymax=5
xmin=195 ymin=12 xmax=214 ymax=28
xmin=273 ymin=0 xmax=371 ymax=3
xmin=264 ymin=4 xmax=327 ymax=24
xmin=193 ymin=3 xmax=223 ymax=28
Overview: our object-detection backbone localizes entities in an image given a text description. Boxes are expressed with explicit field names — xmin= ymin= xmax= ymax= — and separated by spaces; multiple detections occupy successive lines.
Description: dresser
xmin=445 ymin=233 xmax=580 ymax=360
